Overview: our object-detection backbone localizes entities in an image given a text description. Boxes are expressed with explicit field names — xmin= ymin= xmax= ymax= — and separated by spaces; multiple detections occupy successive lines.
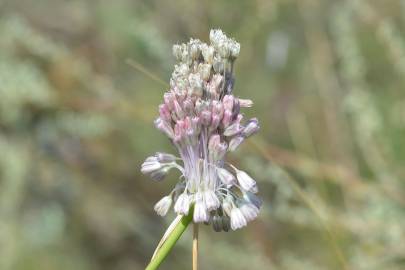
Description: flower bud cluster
xmin=142 ymin=29 xmax=261 ymax=231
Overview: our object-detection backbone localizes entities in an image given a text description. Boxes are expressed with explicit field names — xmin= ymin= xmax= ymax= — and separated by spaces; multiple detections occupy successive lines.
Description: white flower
xmin=210 ymin=29 xmax=226 ymax=47
xmin=194 ymin=201 xmax=209 ymax=223
xmin=240 ymin=203 xmax=259 ymax=222
xmin=188 ymin=73 xmax=203 ymax=97
xmin=199 ymin=63 xmax=212 ymax=81
xmin=230 ymin=208 xmax=247 ymax=230
xmin=218 ymin=43 xmax=230 ymax=58
xmin=174 ymin=193 xmax=190 ymax=215
xmin=141 ymin=154 xmax=182 ymax=181
xmin=172 ymin=44 xmax=182 ymax=60
xmin=234 ymin=168 xmax=258 ymax=193
xmin=201 ymin=44 xmax=214 ymax=63
xmin=203 ymin=190 xmax=220 ymax=211
xmin=229 ymin=41 xmax=240 ymax=58
xmin=141 ymin=160 xmax=161 ymax=174
xmin=193 ymin=192 xmax=208 ymax=222
xmin=154 ymin=196 xmax=172 ymax=216
xmin=217 ymin=167 xmax=235 ymax=185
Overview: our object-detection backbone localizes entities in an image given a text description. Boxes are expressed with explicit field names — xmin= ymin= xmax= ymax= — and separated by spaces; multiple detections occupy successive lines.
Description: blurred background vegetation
xmin=0 ymin=0 xmax=404 ymax=269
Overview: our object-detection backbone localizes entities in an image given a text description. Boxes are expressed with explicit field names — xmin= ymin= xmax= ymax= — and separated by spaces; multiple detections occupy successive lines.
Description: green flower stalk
xmin=146 ymin=210 xmax=194 ymax=270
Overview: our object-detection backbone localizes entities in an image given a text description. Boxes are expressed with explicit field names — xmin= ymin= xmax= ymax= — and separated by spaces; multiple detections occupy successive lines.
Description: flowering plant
xmin=142 ymin=29 xmax=261 ymax=269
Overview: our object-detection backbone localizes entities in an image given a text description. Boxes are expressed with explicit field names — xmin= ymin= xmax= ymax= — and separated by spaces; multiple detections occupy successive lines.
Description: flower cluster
xmin=141 ymin=29 xmax=261 ymax=231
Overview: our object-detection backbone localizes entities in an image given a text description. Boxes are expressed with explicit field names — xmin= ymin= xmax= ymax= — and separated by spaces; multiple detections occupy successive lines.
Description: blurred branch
xmin=247 ymin=137 xmax=349 ymax=270
xmin=247 ymin=137 xmax=362 ymax=185
xmin=279 ymin=167 xmax=348 ymax=270
xmin=126 ymin=59 xmax=169 ymax=88
xmin=247 ymin=137 xmax=405 ymax=206
xmin=296 ymin=0 xmax=357 ymax=170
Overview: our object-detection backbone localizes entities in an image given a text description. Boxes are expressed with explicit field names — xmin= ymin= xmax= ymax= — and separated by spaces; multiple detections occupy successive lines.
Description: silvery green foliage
xmin=141 ymin=30 xmax=261 ymax=231
xmin=0 ymin=15 xmax=114 ymax=269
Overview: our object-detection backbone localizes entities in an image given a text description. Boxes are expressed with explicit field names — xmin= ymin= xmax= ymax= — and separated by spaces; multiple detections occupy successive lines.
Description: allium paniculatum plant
xmin=142 ymin=29 xmax=261 ymax=232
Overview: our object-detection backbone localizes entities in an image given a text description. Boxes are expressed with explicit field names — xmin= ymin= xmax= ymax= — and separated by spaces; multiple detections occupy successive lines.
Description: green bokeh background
xmin=0 ymin=0 xmax=404 ymax=269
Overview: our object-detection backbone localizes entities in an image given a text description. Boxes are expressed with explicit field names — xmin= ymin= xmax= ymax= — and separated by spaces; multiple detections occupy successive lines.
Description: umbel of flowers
xmin=141 ymin=29 xmax=261 ymax=231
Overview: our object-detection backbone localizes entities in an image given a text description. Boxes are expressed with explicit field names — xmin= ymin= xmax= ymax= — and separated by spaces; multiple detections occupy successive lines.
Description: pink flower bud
xmin=210 ymin=115 xmax=220 ymax=131
xmin=154 ymin=118 xmax=174 ymax=139
xmin=208 ymin=134 xmax=220 ymax=152
xmin=212 ymin=100 xmax=224 ymax=119
xmin=209 ymin=135 xmax=227 ymax=161
xmin=159 ymin=104 xmax=171 ymax=122
xmin=183 ymin=116 xmax=191 ymax=129
xmin=242 ymin=118 xmax=260 ymax=137
xmin=222 ymin=109 xmax=233 ymax=127
xmin=175 ymin=92 xmax=186 ymax=102
xmin=183 ymin=98 xmax=194 ymax=115
xmin=216 ymin=142 xmax=228 ymax=160
xmin=164 ymin=92 xmax=174 ymax=110
xmin=224 ymin=122 xmax=242 ymax=136
xmin=192 ymin=116 xmax=200 ymax=134
xmin=173 ymin=99 xmax=184 ymax=119
xmin=184 ymin=117 xmax=196 ymax=145
xmin=195 ymin=99 xmax=205 ymax=114
xmin=222 ymin=95 xmax=234 ymax=111
xmin=174 ymin=120 xmax=185 ymax=142
xmin=200 ymin=110 xmax=212 ymax=126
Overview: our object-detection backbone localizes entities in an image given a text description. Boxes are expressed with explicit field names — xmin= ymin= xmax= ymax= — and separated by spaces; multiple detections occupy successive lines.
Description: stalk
xmin=192 ymin=223 xmax=199 ymax=270
xmin=145 ymin=209 xmax=193 ymax=270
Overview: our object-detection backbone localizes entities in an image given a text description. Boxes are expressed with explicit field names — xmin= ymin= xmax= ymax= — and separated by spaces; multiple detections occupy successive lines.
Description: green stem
xmin=145 ymin=209 xmax=194 ymax=270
